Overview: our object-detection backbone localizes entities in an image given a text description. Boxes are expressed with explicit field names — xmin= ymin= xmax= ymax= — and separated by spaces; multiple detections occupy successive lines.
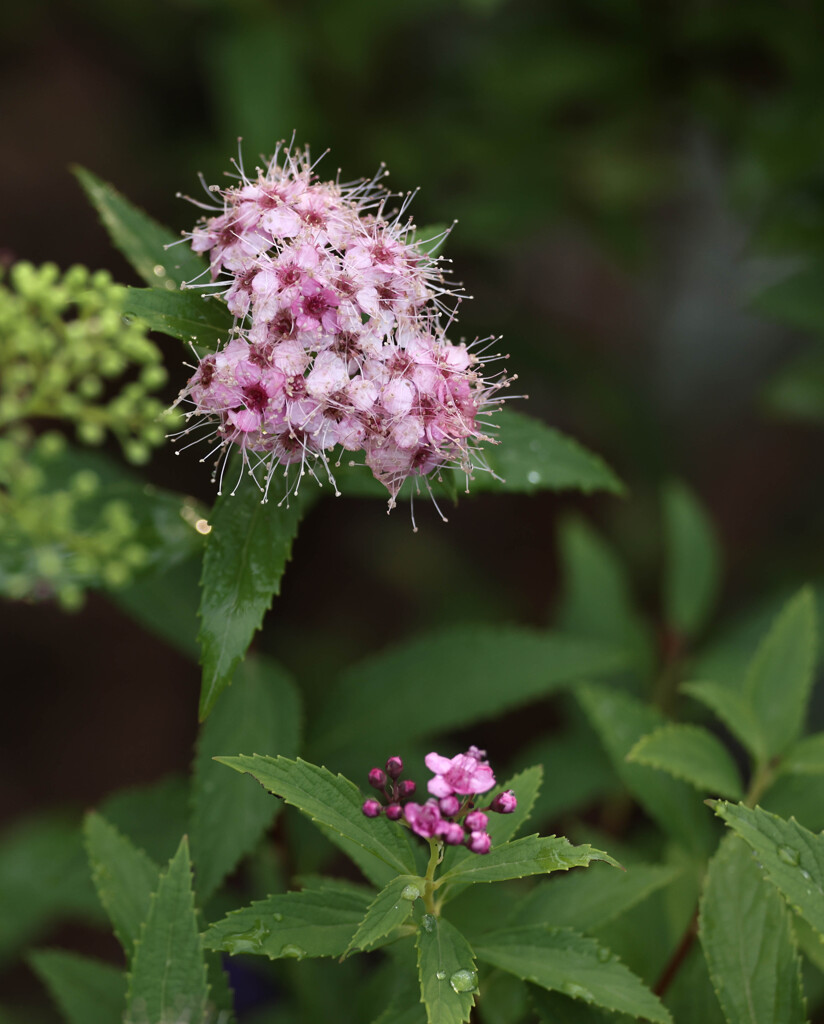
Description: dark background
xmin=3 ymin=0 xmax=824 ymax=1015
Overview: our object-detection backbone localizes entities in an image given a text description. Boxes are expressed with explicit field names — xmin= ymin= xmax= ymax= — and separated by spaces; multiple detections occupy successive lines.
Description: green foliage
xmin=577 ymin=683 xmax=715 ymax=856
xmin=680 ymin=681 xmax=766 ymax=762
xmin=780 ymin=732 xmax=824 ymax=775
xmin=214 ymin=756 xmax=420 ymax=885
xmin=345 ymin=875 xmax=425 ymax=956
xmin=126 ymin=837 xmax=208 ymax=1024
xmin=416 ymin=916 xmax=478 ymax=1024
xmin=473 ymin=926 xmax=672 ymax=1023
xmin=74 ymin=167 xmax=206 ymax=289
xmin=627 ymin=724 xmax=744 ymax=800
xmin=202 ymin=882 xmax=372 ymax=959
xmin=124 ymin=287 xmax=233 ymax=353
xmin=100 ymin=775 xmax=189 ymax=865
xmin=710 ymin=802 xmax=824 ymax=938
xmin=191 ymin=654 xmax=302 ymax=903
xmin=699 ymin=836 xmax=806 ymax=1024
xmin=28 ymin=950 xmax=125 ymax=1024
xmin=662 ymin=481 xmax=721 ymax=639
xmin=309 ymin=626 xmax=626 ymax=769
xmin=83 ymin=812 xmax=159 ymax=956
xmin=198 ymin=481 xmax=317 ymax=718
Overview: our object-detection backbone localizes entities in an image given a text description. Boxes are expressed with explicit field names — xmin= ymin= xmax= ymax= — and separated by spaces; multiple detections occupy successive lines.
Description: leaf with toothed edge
xmin=73 ymin=167 xmax=206 ymax=288
xmin=124 ymin=287 xmax=233 ymax=353
xmin=28 ymin=950 xmax=126 ymax=1024
xmin=416 ymin=915 xmax=478 ymax=1024
xmin=344 ymin=874 xmax=425 ymax=957
xmin=197 ymin=479 xmax=317 ymax=720
xmin=626 ymin=723 xmax=744 ymax=800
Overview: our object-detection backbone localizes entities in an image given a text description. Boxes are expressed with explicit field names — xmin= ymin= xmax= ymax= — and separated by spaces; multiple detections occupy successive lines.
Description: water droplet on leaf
xmin=449 ymin=969 xmax=478 ymax=994
xmin=597 ymin=948 xmax=611 ymax=962
xmin=564 ymin=983 xmax=594 ymax=1003
xmin=436 ymin=971 xmax=446 ymax=980
xmin=279 ymin=944 xmax=306 ymax=960
xmin=527 ymin=470 xmax=541 ymax=484
xmin=778 ymin=845 xmax=800 ymax=866
xmin=422 ymin=914 xmax=436 ymax=932
xmin=401 ymin=884 xmax=421 ymax=901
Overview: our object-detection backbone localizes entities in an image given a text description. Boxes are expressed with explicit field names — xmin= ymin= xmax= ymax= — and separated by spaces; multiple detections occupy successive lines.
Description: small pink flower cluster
xmin=361 ymin=747 xmax=516 ymax=855
xmin=173 ymin=142 xmax=511 ymax=510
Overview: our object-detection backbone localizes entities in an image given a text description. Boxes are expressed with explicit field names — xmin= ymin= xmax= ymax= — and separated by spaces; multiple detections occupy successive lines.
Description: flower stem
xmin=423 ymin=837 xmax=444 ymax=914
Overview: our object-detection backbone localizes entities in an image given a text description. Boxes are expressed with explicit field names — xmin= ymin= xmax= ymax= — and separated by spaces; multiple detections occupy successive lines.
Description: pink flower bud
xmin=362 ymin=799 xmax=382 ymax=818
xmin=465 ymin=811 xmax=488 ymax=832
xmin=386 ymin=756 xmax=404 ymax=779
xmin=438 ymin=822 xmax=465 ymax=845
xmin=404 ymin=800 xmax=442 ymax=839
xmin=398 ymin=779 xmax=417 ymax=798
xmin=385 ymin=803 xmax=403 ymax=820
xmin=439 ymin=795 xmax=461 ymax=817
xmin=466 ymin=830 xmax=491 ymax=855
xmin=368 ymin=768 xmax=387 ymax=789
xmin=491 ymin=790 xmax=517 ymax=814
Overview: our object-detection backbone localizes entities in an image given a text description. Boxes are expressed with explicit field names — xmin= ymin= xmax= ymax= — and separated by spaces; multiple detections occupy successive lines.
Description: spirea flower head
xmin=172 ymin=140 xmax=514 ymax=521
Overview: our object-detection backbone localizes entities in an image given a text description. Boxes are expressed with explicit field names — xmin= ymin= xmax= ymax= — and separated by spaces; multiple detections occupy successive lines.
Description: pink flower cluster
xmin=361 ymin=747 xmax=516 ymax=855
xmin=173 ymin=142 xmax=511 ymax=510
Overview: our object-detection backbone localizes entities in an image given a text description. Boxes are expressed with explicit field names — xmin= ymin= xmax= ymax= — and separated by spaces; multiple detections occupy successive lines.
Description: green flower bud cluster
xmin=0 ymin=261 xmax=178 ymax=462
xmin=0 ymin=430 xmax=149 ymax=609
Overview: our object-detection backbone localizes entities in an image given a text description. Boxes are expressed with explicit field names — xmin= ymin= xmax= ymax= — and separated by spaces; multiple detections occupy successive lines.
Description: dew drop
xmin=597 ymin=948 xmax=611 ymax=962
xmin=527 ymin=470 xmax=541 ymax=484
xmin=777 ymin=845 xmax=800 ymax=866
xmin=422 ymin=914 xmax=436 ymax=932
xmin=272 ymin=912 xmax=283 ymax=922
xmin=449 ymin=969 xmax=478 ymax=994
xmin=153 ymin=264 xmax=166 ymax=277
xmin=564 ymin=983 xmax=595 ymax=1003
xmin=436 ymin=971 xmax=446 ymax=981
xmin=401 ymin=884 xmax=421 ymax=901
xmin=279 ymin=944 xmax=307 ymax=960
xmin=800 ymin=869 xmax=811 ymax=881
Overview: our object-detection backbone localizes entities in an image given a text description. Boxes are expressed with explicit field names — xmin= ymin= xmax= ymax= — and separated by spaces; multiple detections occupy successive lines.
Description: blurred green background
xmin=3 ymin=0 xmax=824 ymax=1016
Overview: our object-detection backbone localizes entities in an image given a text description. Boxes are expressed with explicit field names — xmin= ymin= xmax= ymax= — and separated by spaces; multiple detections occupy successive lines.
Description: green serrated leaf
xmin=556 ymin=516 xmax=655 ymax=679
xmin=191 ymin=655 xmax=301 ymax=904
xmin=214 ymin=756 xmax=419 ymax=882
xmin=512 ymin=862 xmax=680 ymax=934
xmin=124 ymin=287 xmax=233 ymax=351
xmin=309 ymin=627 xmax=626 ymax=768
xmin=29 ymin=950 xmax=125 ymax=1024
xmin=198 ymin=481 xmax=316 ymax=719
xmin=531 ymin=986 xmax=636 ymax=1023
xmin=202 ymin=882 xmax=371 ymax=959
xmin=416 ymin=916 xmax=478 ymax=1024
xmin=466 ymin=410 xmax=624 ymax=496
xmin=126 ymin=837 xmax=208 ymax=1024
xmin=74 ymin=167 xmax=204 ymax=288
xmin=204 ymin=951 xmax=235 ymax=1024
xmin=681 ymin=680 xmax=767 ymax=762
xmin=577 ymin=683 xmax=714 ymax=856
xmin=438 ymin=834 xmax=618 ymax=892
xmin=474 ymin=926 xmax=671 ymax=1023
xmin=700 ymin=835 xmax=806 ymax=1024
xmin=0 ymin=815 xmax=101 ymax=968
xmin=711 ymin=801 xmax=824 ymax=938
xmin=345 ymin=875 xmax=424 ymax=956
xmin=100 ymin=776 xmax=189 ymax=865
xmin=780 ymin=732 xmax=824 ymax=775
xmin=744 ymin=587 xmax=817 ymax=758
xmin=627 ymin=724 xmax=743 ymax=799
xmin=662 ymin=481 xmax=720 ymax=638
xmin=83 ymin=812 xmax=159 ymax=958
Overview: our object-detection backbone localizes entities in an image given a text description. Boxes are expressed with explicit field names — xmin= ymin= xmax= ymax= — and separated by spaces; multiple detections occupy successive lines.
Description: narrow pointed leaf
xmin=512 ymin=862 xmax=680 ymax=933
xmin=29 ymin=950 xmax=125 ymax=1024
xmin=780 ymin=732 xmax=824 ymax=775
xmin=711 ymin=801 xmax=824 ymax=937
xmin=345 ymin=875 xmax=424 ymax=956
xmin=466 ymin=410 xmax=624 ymax=496
xmin=681 ymin=680 xmax=766 ymax=761
xmin=198 ymin=483 xmax=316 ymax=719
xmin=416 ymin=915 xmax=478 ymax=1024
xmin=700 ymin=836 xmax=806 ymax=1024
xmin=309 ymin=627 xmax=626 ymax=765
xmin=438 ymin=834 xmax=618 ymax=891
xmin=100 ymin=776 xmax=189 ymax=866
xmin=627 ymin=724 xmax=743 ymax=799
xmin=203 ymin=882 xmax=371 ymax=959
xmin=83 ymin=812 xmax=159 ymax=957
xmin=214 ymin=755 xmax=419 ymax=880
xmin=191 ymin=655 xmax=301 ymax=903
xmin=74 ymin=167 xmax=204 ymax=287
xmin=124 ymin=287 xmax=232 ymax=351
xmin=662 ymin=481 xmax=720 ymax=638
xmin=577 ymin=683 xmax=714 ymax=856
xmin=744 ymin=587 xmax=817 ymax=757
xmin=126 ymin=837 xmax=208 ymax=1024
xmin=474 ymin=926 xmax=671 ymax=1023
